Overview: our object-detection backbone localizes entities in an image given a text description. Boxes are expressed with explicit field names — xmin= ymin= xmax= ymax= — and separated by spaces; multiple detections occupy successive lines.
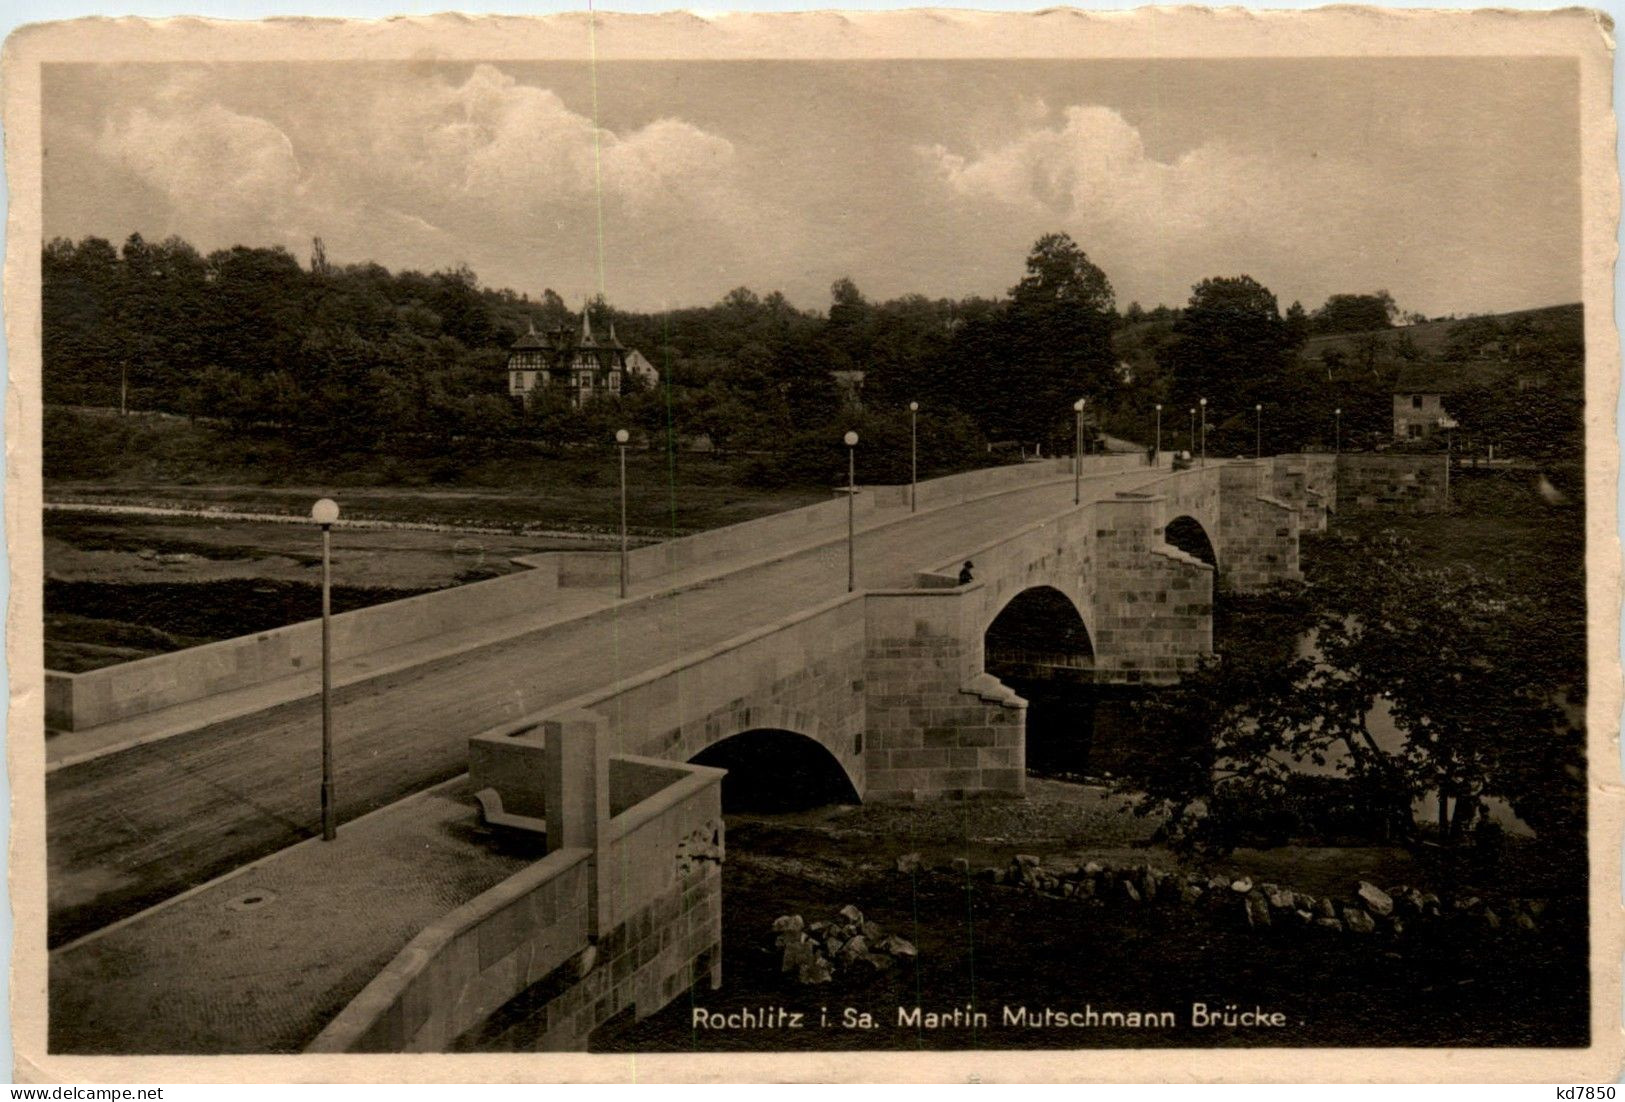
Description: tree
xmin=1118 ymin=537 xmax=1582 ymax=868
xmin=951 ymin=233 xmax=1117 ymax=450
xmin=1155 ymin=275 xmax=1292 ymax=418
xmin=1311 ymin=290 xmax=1398 ymax=334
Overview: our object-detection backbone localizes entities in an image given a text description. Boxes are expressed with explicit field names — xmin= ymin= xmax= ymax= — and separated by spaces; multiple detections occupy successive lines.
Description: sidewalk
xmin=49 ymin=777 xmax=531 ymax=1054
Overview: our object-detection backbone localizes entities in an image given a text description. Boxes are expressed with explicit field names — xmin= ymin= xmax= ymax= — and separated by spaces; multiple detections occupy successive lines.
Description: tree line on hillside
xmin=42 ymin=231 xmax=1580 ymax=485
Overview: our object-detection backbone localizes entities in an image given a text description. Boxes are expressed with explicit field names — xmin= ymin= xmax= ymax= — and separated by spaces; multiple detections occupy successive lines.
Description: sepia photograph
xmin=4 ymin=8 xmax=1620 ymax=1082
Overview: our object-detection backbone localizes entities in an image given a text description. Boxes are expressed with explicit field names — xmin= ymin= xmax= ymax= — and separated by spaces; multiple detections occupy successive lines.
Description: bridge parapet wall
xmin=318 ymin=717 xmax=726 ymax=1054
xmin=1093 ymin=495 xmax=1213 ymax=684
xmin=862 ymin=587 xmax=1026 ymax=801
xmin=1218 ymin=463 xmax=1302 ymax=593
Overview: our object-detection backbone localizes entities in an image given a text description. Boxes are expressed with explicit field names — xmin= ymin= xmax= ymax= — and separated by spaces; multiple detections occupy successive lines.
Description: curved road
xmin=48 ymin=466 xmax=1164 ymax=944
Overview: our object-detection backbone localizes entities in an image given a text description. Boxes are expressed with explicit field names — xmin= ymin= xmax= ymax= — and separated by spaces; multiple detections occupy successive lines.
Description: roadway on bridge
xmin=48 ymin=465 xmax=1165 ymax=945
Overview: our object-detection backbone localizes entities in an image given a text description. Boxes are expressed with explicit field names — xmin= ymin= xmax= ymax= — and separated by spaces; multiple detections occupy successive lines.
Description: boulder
xmin=1245 ymin=894 xmax=1272 ymax=929
xmin=781 ymin=936 xmax=818 ymax=974
xmin=1514 ymin=913 xmax=1537 ymax=932
xmin=1343 ymin=907 xmax=1376 ymax=935
xmin=896 ymin=852 xmax=922 ymax=874
xmin=859 ymin=951 xmax=895 ymax=972
xmin=1483 ymin=908 xmax=1501 ymax=931
xmin=1357 ymin=881 xmax=1394 ymax=917
xmin=1083 ymin=862 xmax=1105 ymax=876
xmin=1013 ymin=854 xmax=1041 ymax=869
xmin=839 ymin=934 xmax=870 ymax=963
xmin=1230 ymin=877 xmax=1254 ymax=894
xmin=798 ymin=955 xmax=834 ymax=985
xmin=1314 ymin=916 xmax=1344 ymax=933
xmin=949 ymin=857 xmax=971 ymax=876
xmin=885 ymin=935 xmax=918 ymax=959
xmin=838 ymin=904 xmax=865 ymax=924
xmin=1294 ymin=909 xmax=1315 ymax=926
xmin=1121 ymin=880 xmax=1142 ymax=904
xmin=1267 ymin=889 xmax=1295 ymax=912
xmin=1316 ymin=897 xmax=1337 ymax=920
xmin=772 ymin=914 xmax=805 ymax=936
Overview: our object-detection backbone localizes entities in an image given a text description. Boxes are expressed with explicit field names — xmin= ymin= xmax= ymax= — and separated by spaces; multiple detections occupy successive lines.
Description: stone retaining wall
xmin=1336 ymin=453 xmax=1449 ymax=513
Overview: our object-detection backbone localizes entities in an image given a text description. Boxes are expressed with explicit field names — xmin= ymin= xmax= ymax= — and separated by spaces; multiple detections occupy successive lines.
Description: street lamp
xmin=1255 ymin=403 xmax=1262 ymax=459
xmin=310 ymin=496 xmax=340 ymax=842
xmin=1199 ymin=398 xmax=1208 ymax=467
xmin=908 ymin=401 xmax=919 ymax=513
xmin=1154 ymin=403 xmax=1162 ymax=467
xmin=844 ymin=430 xmax=859 ymax=592
xmin=615 ymin=429 xmax=630 ymax=599
xmin=1073 ymin=398 xmax=1086 ymax=504
xmin=1335 ymin=408 xmax=1342 ymax=456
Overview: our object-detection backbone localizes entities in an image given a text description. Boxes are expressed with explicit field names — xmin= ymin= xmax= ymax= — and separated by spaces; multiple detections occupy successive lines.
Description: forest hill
xmin=42 ymin=231 xmax=1579 ymax=478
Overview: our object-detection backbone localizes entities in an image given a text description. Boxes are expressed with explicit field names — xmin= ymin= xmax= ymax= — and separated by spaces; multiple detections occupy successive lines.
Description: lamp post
xmin=1073 ymin=398 xmax=1086 ymax=505
xmin=1199 ymin=397 xmax=1208 ymax=467
xmin=310 ymin=497 xmax=340 ymax=842
xmin=1154 ymin=403 xmax=1162 ymax=466
xmin=844 ymin=430 xmax=859 ymax=592
xmin=616 ymin=429 xmax=630 ymax=599
xmin=1188 ymin=407 xmax=1196 ymax=458
xmin=1335 ymin=407 xmax=1342 ymax=456
xmin=908 ymin=401 xmax=919 ymax=513
xmin=1255 ymin=403 xmax=1262 ymax=459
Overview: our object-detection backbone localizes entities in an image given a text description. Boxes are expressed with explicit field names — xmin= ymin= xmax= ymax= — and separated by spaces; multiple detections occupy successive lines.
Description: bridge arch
xmin=688 ymin=728 xmax=860 ymax=812
xmin=1163 ymin=514 xmax=1218 ymax=568
xmin=982 ymin=584 xmax=1094 ymax=680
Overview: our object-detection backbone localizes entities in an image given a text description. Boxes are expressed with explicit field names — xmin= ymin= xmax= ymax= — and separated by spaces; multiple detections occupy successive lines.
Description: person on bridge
xmin=958 ymin=561 xmax=975 ymax=585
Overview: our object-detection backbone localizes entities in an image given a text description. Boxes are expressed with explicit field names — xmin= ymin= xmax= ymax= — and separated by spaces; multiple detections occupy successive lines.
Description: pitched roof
xmin=510 ymin=320 xmax=555 ymax=351
xmin=1392 ymin=361 xmax=1514 ymax=395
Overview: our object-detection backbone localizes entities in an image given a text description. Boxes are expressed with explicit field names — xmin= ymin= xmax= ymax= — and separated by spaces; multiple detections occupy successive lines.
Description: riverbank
xmin=598 ymin=778 xmax=1586 ymax=1051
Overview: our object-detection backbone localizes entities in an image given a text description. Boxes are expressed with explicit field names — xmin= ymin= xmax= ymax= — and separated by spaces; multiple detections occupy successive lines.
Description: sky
xmin=41 ymin=56 xmax=1582 ymax=319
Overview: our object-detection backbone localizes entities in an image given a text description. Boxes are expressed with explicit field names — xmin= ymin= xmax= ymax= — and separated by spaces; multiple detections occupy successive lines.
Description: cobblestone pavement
xmin=48 ymin=468 xmax=1166 ymax=944
xmin=49 ymin=777 xmax=541 ymax=1054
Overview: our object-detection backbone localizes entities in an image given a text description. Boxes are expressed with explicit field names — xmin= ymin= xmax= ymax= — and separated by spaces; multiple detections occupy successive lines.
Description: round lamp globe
xmin=311 ymin=498 xmax=340 ymax=526
xmin=844 ymin=431 xmax=859 ymax=447
xmin=615 ymin=429 xmax=630 ymax=445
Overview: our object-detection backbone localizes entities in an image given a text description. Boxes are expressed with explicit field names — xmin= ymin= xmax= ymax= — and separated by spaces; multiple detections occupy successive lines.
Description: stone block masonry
xmin=1217 ymin=462 xmax=1302 ymax=593
xmin=861 ymin=587 xmax=1028 ymax=800
xmin=1335 ymin=453 xmax=1449 ymax=513
xmin=1093 ymin=494 xmax=1213 ymax=685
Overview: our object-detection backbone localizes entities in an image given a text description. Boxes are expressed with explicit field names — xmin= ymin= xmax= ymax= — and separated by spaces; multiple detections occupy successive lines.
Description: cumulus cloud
xmin=99 ymin=102 xmax=303 ymax=231
xmin=84 ymin=64 xmax=766 ymax=300
xmin=919 ymin=104 xmax=1401 ymax=306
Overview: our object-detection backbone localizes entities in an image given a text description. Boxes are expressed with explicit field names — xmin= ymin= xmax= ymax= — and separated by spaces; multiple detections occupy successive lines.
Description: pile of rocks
xmin=900 ymin=852 xmax=1550 ymax=941
xmin=772 ymin=904 xmax=919 ymax=985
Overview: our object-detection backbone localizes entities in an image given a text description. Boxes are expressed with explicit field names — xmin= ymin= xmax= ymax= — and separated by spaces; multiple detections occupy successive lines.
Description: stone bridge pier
xmin=1216 ymin=461 xmax=1303 ymax=593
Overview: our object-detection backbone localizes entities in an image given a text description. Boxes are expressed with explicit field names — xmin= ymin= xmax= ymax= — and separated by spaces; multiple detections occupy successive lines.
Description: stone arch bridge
xmin=474 ymin=456 xmax=1327 ymax=804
